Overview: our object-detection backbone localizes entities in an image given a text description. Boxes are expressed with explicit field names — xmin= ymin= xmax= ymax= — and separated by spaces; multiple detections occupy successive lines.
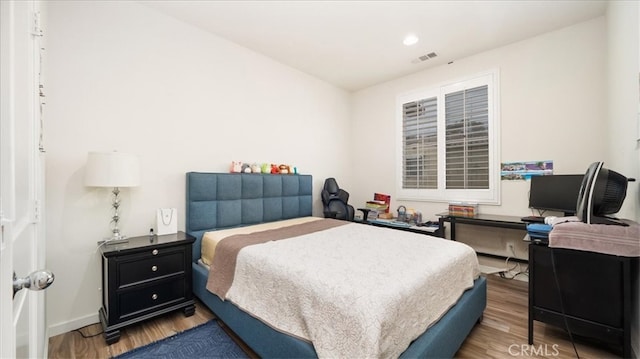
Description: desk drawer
xmin=118 ymin=278 xmax=185 ymax=320
xmin=533 ymin=307 xmax=623 ymax=346
xmin=119 ymin=251 xmax=185 ymax=286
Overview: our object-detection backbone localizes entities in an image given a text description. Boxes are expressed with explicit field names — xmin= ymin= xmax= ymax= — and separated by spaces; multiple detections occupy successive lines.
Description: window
xmin=402 ymin=96 xmax=438 ymax=189
xmin=396 ymin=70 xmax=500 ymax=204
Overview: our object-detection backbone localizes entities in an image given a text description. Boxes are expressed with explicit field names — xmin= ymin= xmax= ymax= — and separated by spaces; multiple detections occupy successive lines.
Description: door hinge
xmin=33 ymin=200 xmax=40 ymax=222
xmin=31 ymin=11 xmax=43 ymax=37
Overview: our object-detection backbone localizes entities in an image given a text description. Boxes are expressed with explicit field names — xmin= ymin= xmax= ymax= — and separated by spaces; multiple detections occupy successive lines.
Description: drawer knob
xmin=152 ymin=294 xmax=158 ymax=300
xmin=152 ymin=249 xmax=158 ymax=256
xmin=151 ymin=265 xmax=158 ymax=272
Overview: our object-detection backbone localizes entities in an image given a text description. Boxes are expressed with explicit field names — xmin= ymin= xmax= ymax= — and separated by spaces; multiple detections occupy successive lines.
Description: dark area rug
xmin=113 ymin=320 xmax=248 ymax=359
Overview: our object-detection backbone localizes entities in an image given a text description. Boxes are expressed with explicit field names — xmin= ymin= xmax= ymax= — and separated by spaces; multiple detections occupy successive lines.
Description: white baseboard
xmin=48 ymin=312 xmax=100 ymax=338
xmin=478 ymin=264 xmax=506 ymax=275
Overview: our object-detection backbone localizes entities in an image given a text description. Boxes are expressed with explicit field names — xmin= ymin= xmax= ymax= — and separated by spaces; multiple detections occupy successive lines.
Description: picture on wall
xmin=501 ymin=160 xmax=553 ymax=180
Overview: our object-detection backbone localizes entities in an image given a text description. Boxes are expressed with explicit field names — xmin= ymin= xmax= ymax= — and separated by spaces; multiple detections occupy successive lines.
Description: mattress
xmin=202 ymin=219 xmax=480 ymax=358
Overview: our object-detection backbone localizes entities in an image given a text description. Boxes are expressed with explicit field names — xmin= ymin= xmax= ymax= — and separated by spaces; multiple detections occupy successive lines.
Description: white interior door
xmin=0 ymin=1 xmax=49 ymax=358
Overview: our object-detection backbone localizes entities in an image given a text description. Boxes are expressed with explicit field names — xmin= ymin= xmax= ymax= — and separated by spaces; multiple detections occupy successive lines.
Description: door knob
xmin=13 ymin=270 xmax=54 ymax=297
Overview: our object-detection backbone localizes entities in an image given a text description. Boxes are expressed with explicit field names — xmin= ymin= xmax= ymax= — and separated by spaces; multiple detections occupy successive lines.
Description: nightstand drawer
xmin=119 ymin=278 xmax=186 ymax=319
xmin=119 ymin=251 xmax=185 ymax=286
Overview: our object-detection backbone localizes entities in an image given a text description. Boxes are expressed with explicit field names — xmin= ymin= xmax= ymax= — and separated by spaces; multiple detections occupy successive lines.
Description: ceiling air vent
xmin=411 ymin=52 xmax=438 ymax=64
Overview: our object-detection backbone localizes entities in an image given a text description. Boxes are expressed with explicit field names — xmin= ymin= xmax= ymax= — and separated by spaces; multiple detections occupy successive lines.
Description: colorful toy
xmin=231 ymin=161 xmax=298 ymax=175
xmin=230 ymin=161 xmax=242 ymax=173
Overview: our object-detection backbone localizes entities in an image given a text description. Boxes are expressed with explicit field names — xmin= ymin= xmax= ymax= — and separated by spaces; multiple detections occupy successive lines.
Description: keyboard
xmin=521 ymin=216 xmax=545 ymax=223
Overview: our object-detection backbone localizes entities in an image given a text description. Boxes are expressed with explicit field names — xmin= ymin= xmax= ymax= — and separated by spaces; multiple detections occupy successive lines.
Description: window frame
xmin=395 ymin=69 xmax=501 ymax=204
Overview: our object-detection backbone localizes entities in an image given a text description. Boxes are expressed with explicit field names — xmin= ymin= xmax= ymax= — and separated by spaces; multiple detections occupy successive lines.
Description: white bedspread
xmin=223 ymin=222 xmax=480 ymax=359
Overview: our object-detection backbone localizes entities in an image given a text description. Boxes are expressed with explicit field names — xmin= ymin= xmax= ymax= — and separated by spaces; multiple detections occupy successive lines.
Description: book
xmin=365 ymin=201 xmax=388 ymax=209
xmin=448 ymin=202 xmax=477 ymax=217
xmin=373 ymin=193 xmax=391 ymax=213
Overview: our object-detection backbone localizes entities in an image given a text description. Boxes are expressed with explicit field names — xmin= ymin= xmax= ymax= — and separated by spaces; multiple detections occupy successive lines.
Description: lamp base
xmin=97 ymin=235 xmax=129 ymax=245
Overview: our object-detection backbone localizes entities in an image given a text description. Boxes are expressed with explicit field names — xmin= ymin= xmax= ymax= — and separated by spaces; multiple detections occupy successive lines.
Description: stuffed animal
xmin=279 ymin=164 xmax=289 ymax=174
xmin=241 ymin=163 xmax=251 ymax=173
xmin=230 ymin=161 xmax=242 ymax=173
xmin=270 ymin=164 xmax=280 ymax=174
xmin=251 ymin=163 xmax=261 ymax=173
xmin=261 ymin=163 xmax=270 ymax=173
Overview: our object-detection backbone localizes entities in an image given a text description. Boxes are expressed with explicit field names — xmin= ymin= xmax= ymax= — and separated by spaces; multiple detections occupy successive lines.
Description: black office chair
xmin=321 ymin=178 xmax=354 ymax=221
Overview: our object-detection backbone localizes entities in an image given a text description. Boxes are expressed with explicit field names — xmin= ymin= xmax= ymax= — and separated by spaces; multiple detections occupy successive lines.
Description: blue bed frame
xmin=186 ymin=172 xmax=486 ymax=358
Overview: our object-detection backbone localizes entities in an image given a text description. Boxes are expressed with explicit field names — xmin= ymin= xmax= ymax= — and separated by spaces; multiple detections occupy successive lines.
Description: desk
xmin=436 ymin=212 xmax=527 ymax=241
xmin=357 ymin=218 xmax=444 ymax=238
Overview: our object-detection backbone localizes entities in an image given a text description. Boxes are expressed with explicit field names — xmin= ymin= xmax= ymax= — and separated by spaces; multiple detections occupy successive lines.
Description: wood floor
xmin=48 ymin=275 xmax=622 ymax=358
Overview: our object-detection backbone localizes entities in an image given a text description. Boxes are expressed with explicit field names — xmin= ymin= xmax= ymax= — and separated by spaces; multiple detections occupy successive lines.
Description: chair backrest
xmin=321 ymin=178 xmax=353 ymax=220
xmin=322 ymin=178 xmax=348 ymax=201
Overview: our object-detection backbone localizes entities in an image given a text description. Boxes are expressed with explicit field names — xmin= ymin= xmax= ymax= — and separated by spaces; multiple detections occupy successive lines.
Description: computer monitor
xmin=528 ymin=174 xmax=584 ymax=216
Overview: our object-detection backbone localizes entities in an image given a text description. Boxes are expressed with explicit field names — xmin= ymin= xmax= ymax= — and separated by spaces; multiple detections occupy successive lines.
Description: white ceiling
xmin=143 ymin=1 xmax=608 ymax=92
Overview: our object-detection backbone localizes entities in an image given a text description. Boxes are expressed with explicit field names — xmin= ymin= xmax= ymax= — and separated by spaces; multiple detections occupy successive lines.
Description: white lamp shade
xmin=85 ymin=151 xmax=141 ymax=187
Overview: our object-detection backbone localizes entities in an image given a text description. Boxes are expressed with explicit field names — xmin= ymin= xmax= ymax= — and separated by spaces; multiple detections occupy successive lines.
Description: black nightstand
xmin=98 ymin=231 xmax=196 ymax=344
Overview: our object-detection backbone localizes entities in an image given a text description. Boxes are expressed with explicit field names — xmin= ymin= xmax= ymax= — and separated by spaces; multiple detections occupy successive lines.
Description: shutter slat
xmin=402 ymin=97 xmax=438 ymax=189
xmin=445 ymin=85 xmax=489 ymax=189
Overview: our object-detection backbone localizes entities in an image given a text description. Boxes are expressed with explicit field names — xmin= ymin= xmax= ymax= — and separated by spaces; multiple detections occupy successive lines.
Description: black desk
xmin=529 ymin=243 xmax=637 ymax=358
xmin=436 ymin=212 xmax=527 ymax=241
xmin=363 ymin=219 xmax=444 ymax=238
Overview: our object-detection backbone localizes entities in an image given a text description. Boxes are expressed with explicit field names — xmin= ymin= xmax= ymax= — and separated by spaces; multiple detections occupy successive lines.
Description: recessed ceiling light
xmin=403 ymin=33 xmax=419 ymax=46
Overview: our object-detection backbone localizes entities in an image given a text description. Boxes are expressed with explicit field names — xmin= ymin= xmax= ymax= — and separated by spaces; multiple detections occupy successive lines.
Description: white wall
xmin=44 ymin=1 xmax=352 ymax=335
xmin=606 ymin=1 xmax=639 ymax=223
xmin=351 ymin=17 xmax=608 ymax=220
xmin=606 ymin=2 xmax=640 ymax=357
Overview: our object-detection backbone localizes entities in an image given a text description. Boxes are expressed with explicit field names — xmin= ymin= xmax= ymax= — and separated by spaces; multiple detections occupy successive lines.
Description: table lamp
xmin=85 ymin=151 xmax=140 ymax=243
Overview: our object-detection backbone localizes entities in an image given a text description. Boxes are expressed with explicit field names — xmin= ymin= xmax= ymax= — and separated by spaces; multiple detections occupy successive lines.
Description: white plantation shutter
xmin=402 ymin=97 xmax=437 ymax=189
xmin=396 ymin=70 xmax=499 ymax=204
xmin=445 ymin=85 xmax=489 ymax=189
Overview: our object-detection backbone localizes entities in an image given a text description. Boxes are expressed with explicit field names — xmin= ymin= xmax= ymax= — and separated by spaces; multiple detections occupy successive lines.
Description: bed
xmin=186 ymin=172 xmax=486 ymax=358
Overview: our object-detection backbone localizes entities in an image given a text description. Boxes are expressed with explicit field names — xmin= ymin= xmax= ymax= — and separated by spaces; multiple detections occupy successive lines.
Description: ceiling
xmin=142 ymin=1 xmax=608 ymax=92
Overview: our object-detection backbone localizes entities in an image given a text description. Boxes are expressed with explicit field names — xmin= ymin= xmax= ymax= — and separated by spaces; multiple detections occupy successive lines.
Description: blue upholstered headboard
xmin=186 ymin=172 xmax=313 ymax=260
